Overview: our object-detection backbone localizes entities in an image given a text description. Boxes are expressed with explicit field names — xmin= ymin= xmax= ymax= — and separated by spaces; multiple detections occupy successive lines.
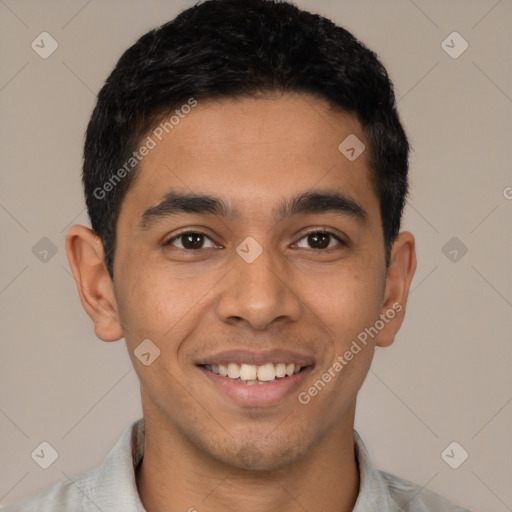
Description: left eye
xmin=295 ymin=231 xmax=343 ymax=250
xmin=166 ymin=232 xmax=217 ymax=250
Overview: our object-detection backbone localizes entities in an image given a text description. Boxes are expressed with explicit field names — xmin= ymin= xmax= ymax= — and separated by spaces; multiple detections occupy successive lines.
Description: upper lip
xmin=196 ymin=349 xmax=315 ymax=367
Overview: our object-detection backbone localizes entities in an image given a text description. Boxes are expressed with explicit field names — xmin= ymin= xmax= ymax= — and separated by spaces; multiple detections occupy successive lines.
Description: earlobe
xmin=65 ymin=225 xmax=124 ymax=342
xmin=376 ymin=231 xmax=417 ymax=348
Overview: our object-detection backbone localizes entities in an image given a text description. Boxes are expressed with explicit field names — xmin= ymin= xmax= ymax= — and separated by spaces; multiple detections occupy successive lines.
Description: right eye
xmin=164 ymin=231 xmax=220 ymax=251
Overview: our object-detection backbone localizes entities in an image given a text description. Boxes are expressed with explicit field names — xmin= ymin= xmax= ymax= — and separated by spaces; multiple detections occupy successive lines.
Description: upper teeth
xmin=205 ymin=362 xmax=301 ymax=382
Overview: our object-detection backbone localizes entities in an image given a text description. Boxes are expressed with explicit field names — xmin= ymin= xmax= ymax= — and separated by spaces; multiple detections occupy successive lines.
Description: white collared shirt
xmin=2 ymin=418 xmax=472 ymax=511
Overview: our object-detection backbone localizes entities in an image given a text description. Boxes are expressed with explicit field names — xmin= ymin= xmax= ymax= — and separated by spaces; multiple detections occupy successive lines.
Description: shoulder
xmin=353 ymin=431 xmax=472 ymax=512
xmin=1 ymin=468 xmax=99 ymax=511
xmin=2 ymin=419 xmax=144 ymax=512
xmin=377 ymin=469 xmax=473 ymax=512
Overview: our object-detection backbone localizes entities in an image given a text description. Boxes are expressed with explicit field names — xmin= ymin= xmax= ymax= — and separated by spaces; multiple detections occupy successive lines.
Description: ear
xmin=376 ymin=231 xmax=417 ymax=348
xmin=65 ymin=225 xmax=124 ymax=342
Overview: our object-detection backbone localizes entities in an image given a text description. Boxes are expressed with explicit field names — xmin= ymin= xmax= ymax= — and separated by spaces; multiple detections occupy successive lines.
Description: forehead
xmin=119 ymin=94 xmax=378 ymax=223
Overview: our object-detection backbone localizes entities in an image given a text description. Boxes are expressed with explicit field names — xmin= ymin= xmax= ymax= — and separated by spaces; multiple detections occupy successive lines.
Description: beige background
xmin=1 ymin=0 xmax=511 ymax=510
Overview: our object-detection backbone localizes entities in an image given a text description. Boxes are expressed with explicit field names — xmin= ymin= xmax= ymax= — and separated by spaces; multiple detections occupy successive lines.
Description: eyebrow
xmin=139 ymin=189 xmax=367 ymax=230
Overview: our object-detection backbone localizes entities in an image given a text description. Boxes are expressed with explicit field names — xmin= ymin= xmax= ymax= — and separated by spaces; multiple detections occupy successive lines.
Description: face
xmin=101 ymin=94 xmax=408 ymax=470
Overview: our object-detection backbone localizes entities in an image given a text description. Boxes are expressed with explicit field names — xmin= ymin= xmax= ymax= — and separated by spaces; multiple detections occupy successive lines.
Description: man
xmin=4 ymin=0 xmax=472 ymax=510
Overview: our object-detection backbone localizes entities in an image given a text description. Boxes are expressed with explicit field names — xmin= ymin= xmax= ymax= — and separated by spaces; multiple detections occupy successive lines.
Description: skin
xmin=66 ymin=93 xmax=416 ymax=512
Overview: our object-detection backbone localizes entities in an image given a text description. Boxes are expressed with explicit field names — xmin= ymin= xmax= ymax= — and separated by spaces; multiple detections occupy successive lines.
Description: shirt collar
xmin=352 ymin=429 xmax=397 ymax=511
xmin=87 ymin=418 xmax=146 ymax=511
xmin=90 ymin=418 xmax=395 ymax=511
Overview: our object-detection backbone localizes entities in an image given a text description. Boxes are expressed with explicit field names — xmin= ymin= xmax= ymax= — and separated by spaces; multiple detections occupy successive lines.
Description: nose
xmin=216 ymin=246 xmax=302 ymax=331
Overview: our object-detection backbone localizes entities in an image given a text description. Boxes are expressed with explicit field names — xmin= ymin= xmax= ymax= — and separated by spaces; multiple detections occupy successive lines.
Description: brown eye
xmin=166 ymin=232 xmax=216 ymax=250
xmin=296 ymin=231 xmax=343 ymax=250
xmin=308 ymin=232 xmax=330 ymax=249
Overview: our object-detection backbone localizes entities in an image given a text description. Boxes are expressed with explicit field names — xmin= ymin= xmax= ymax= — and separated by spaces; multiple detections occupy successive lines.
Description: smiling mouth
xmin=201 ymin=362 xmax=306 ymax=385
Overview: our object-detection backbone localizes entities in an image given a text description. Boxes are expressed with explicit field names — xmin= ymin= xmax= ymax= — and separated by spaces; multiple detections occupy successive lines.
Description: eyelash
xmin=164 ymin=229 xmax=346 ymax=251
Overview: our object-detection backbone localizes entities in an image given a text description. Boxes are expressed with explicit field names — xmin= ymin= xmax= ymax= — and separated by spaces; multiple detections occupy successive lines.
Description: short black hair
xmin=83 ymin=0 xmax=409 ymax=280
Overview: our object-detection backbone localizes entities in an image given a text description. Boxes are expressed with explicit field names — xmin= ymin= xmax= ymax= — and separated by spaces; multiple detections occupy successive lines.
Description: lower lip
xmin=198 ymin=366 xmax=313 ymax=407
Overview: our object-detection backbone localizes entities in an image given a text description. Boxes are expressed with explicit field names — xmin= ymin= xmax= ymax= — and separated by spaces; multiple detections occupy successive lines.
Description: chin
xmin=214 ymin=434 xmax=310 ymax=472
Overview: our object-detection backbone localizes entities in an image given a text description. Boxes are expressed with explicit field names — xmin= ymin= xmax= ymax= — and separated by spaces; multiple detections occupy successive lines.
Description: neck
xmin=136 ymin=412 xmax=359 ymax=512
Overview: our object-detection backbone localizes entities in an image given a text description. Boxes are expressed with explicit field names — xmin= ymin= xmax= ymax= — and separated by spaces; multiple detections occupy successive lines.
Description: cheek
xmin=115 ymin=260 xmax=220 ymax=345
xmin=302 ymin=263 xmax=385 ymax=343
